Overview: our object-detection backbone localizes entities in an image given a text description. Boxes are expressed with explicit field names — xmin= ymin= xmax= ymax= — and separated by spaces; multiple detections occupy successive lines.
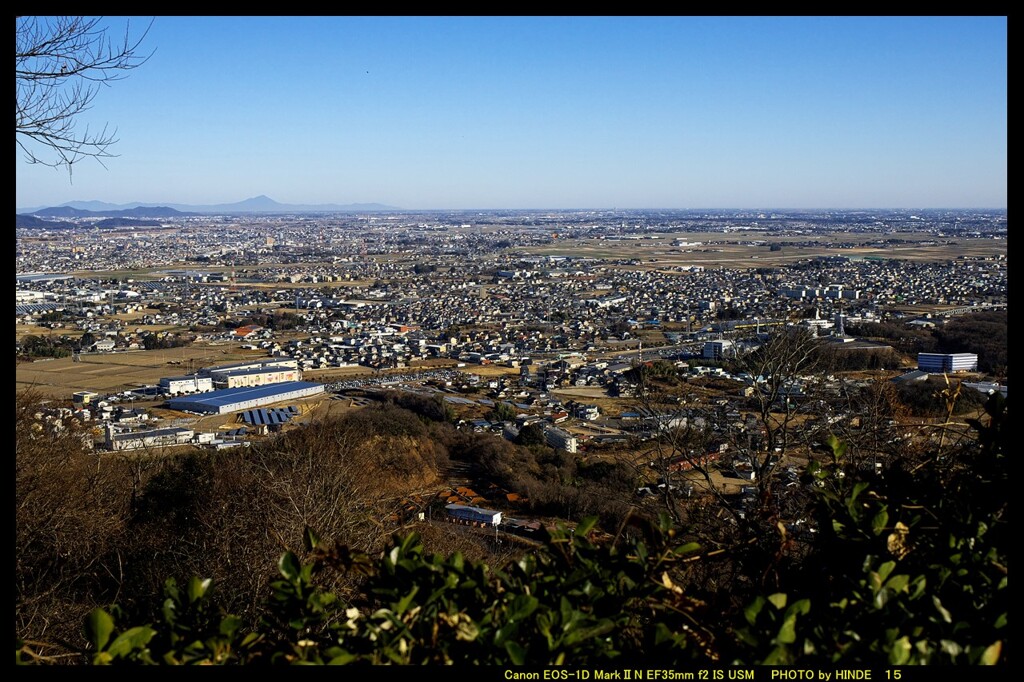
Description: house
xmin=234 ymin=325 xmax=264 ymax=339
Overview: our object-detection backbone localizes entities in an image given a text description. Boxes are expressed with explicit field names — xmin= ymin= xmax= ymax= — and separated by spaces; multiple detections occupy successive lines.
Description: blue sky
xmin=16 ymin=16 xmax=1007 ymax=210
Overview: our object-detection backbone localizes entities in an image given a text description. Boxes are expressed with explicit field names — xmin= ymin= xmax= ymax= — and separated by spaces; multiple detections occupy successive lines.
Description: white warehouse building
xmin=208 ymin=366 xmax=301 ymax=389
xmin=166 ymin=381 xmax=325 ymax=415
xmin=106 ymin=426 xmax=194 ymax=451
xmin=159 ymin=374 xmax=214 ymax=395
xmin=917 ymin=353 xmax=979 ymax=373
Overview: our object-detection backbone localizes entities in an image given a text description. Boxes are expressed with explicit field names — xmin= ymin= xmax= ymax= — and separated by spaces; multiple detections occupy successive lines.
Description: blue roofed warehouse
xmin=165 ymin=381 xmax=324 ymax=415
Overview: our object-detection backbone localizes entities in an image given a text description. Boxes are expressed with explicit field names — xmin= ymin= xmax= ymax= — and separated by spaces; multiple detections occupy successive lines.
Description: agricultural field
xmin=15 ymin=343 xmax=267 ymax=400
xmin=523 ymin=231 xmax=1006 ymax=270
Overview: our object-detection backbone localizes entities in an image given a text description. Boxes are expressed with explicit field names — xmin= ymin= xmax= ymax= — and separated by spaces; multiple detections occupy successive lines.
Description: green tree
xmin=516 ymin=422 xmax=546 ymax=447
xmin=23 ymin=391 xmax=1007 ymax=666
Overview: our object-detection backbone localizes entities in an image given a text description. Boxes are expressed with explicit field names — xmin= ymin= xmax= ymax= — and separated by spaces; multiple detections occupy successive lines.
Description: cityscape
xmin=15 ymin=203 xmax=1007 ymax=530
xmin=16 ymin=15 xmax=1006 ymax=670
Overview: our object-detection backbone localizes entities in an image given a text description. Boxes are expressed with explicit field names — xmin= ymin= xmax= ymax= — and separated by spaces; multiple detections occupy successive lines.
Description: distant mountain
xmin=27 ymin=206 xmax=88 ymax=218
xmin=179 ymin=195 xmax=401 ymax=213
xmin=15 ymin=214 xmax=64 ymax=228
xmin=205 ymin=195 xmax=284 ymax=212
xmin=29 ymin=205 xmax=190 ymax=218
xmin=56 ymin=200 xmax=136 ymax=212
xmin=16 ymin=212 xmax=160 ymax=228
xmin=18 ymin=196 xmax=400 ymax=215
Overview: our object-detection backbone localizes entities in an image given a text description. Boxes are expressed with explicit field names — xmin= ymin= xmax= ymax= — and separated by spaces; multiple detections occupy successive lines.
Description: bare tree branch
xmin=16 ymin=16 xmax=154 ymax=175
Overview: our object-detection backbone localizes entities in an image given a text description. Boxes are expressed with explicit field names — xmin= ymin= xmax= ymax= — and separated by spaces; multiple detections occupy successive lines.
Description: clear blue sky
xmin=16 ymin=16 xmax=1007 ymax=211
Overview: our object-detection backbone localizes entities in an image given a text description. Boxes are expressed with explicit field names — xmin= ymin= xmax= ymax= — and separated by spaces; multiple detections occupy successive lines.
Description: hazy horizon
xmin=15 ymin=197 xmax=1009 ymax=214
xmin=17 ymin=16 xmax=1007 ymax=211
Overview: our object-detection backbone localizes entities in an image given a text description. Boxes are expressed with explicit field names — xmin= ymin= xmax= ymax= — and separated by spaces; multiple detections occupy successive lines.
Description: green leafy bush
xmin=16 ymin=396 xmax=1007 ymax=666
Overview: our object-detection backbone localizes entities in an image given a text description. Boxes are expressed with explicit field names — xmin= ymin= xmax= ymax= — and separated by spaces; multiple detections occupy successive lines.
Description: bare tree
xmin=16 ymin=16 xmax=153 ymax=174
xmin=624 ymin=361 xmax=726 ymax=526
xmin=15 ymin=390 xmax=135 ymax=660
xmin=738 ymin=325 xmax=825 ymax=488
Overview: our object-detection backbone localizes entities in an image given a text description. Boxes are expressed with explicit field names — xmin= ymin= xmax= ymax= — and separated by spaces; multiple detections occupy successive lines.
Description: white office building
xmin=703 ymin=340 xmax=734 ymax=360
xmin=917 ymin=353 xmax=978 ymax=373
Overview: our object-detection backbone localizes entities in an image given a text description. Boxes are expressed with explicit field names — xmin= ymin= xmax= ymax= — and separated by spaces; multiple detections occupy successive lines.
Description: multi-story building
xmin=917 ymin=353 xmax=979 ymax=373
xmin=703 ymin=339 xmax=734 ymax=360
xmin=159 ymin=374 xmax=214 ymax=395
xmin=543 ymin=425 xmax=578 ymax=454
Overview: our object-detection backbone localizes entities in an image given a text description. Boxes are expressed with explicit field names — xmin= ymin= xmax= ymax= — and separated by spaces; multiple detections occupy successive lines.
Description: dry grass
xmin=524 ymin=231 xmax=1005 ymax=270
xmin=15 ymin=343 xmax=269 ymax=399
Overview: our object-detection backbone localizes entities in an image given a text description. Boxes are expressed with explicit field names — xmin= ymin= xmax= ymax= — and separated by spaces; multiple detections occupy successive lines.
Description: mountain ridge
xmin=17 ymin=195 xmax=401 ymax=215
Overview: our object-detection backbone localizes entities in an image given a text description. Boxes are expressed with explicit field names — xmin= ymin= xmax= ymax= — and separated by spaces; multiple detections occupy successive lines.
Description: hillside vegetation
xmin=15 ymin=387 xmax=1007 ymax=666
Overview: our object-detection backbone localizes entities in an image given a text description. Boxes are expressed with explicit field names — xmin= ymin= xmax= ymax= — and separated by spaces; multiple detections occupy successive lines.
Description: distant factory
xmin=159 ymin=374 xmax=214 ymax=395
xmin=445 ymin=504 xmax=503 ymax=527
xmin=917 ymin=353 xmax=979 ymax=373
xmin=199 ymin=359 xmax=301 ymax=389
xmin=165 ymin=381 xmax=324 ymax=415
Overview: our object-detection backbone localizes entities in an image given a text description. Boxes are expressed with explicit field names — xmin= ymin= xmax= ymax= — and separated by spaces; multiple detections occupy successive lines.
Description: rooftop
xmin=166 ymin=381 xmax=323 ymax=408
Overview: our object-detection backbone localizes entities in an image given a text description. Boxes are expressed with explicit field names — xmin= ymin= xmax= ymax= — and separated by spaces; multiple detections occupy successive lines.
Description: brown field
xmin=524 ymin=231 xmax=1006 ymax=269
xmin=14 ymin=323 xmax=68 ymax=341
xmin=15 ymin=343 xmax=269 ymax=400
xmin=549 ymin=387 xmax=629 ymax=418
xmin=466 ymin=363 xmax=523 ymax=378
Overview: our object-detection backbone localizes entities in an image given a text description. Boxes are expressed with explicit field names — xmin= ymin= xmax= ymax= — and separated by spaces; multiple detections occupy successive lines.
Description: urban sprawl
xmin=16 ymin=208 xmax=1006 ymax=512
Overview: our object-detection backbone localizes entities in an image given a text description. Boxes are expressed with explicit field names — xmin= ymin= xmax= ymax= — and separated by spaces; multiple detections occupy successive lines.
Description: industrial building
xmin=159 ymin=374 xmax=213 ymax=395
xmin=105 ymin=426 xmax=194 ymax=451
xmin=917 ymin=353 xmax=978 ymax=373
xmin=165 ymin=381 xmax=324 ymax=415
xmin=208 ymin=366 xmax=301 ymax=389
xmin=199 ymin=359 xmax=302 ymax=389
xmin=445 ymin=504 xmax=503 ymax=526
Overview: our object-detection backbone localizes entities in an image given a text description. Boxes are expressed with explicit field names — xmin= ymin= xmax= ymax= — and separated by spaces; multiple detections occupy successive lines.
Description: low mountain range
xmin=16 ymin=195 xmax=399 ymax=216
